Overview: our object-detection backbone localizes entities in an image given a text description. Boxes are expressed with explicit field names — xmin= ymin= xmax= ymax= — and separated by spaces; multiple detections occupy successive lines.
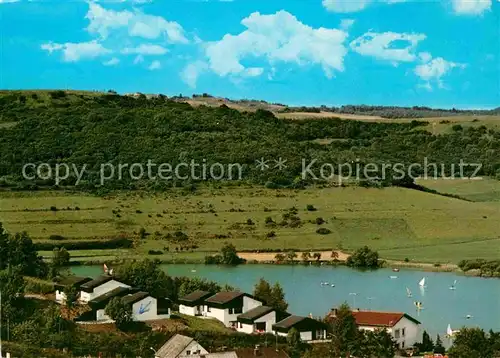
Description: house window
xmin=186 ymin=350 xmax=191 ymax=355
xmin=234 ymin=307 xmax=243 ymax=314
xmin=394 ymin=329 xmax=400 ymax=339
xmin=401 ymin=341 xmax=405 ymax=348
xmin=402 ymin=328 xmax=406 ymax=337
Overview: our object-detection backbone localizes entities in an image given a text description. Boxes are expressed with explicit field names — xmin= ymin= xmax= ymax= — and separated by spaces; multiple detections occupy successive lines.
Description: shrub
xmin=346 ymin=246 xmax=380 ymax=268
xmin=316 ymin=228 xmax=331 ymax=235
xmin=315 ymin=217 xmax=325 ymax=225
xmin=266 ymin=231 xmax=276 ymax=238
xmin=50 ymin=206 xmax=58 ymax=211
xmin=48 ymin=235 xmax=65 ymax=241
xmin=306 ymin=204 xmax=317 ymax=211
xmin=265 ymin=217 xmax=275 ymax=226
xmin=246 ymin=218 xmax=254 ymax=225
xmin=148 ymin=250 xmax=163 ymax=255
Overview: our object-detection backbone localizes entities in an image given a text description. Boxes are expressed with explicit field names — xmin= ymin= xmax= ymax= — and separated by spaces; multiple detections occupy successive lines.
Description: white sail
xmin=447 ymin=324 xmax=453 ymax=336
xmin=419 ymin=277 xmax=426 ymax=287
xmin=406 ymin=287 xmax=412 ymax=297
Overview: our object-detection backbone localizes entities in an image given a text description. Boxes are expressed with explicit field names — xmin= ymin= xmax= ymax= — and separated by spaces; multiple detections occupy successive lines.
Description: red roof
xmin=352 ymin=311 xmax=420 ymax=327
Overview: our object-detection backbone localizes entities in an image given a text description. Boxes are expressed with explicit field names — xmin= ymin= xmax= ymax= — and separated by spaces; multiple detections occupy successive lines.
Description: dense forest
xmin=0 ymin=90 xmax=499 ymax=192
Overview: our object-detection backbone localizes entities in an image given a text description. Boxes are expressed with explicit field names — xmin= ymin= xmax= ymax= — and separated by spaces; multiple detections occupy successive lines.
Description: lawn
xmin=1 ymin=186 xmax=499 ymax=264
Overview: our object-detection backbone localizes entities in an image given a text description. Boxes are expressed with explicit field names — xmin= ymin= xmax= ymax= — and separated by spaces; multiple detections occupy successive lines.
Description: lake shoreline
xmin=67 ymin=252 xmax=493 ymax=278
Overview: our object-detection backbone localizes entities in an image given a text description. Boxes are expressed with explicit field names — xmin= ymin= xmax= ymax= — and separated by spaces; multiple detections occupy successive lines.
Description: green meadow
xmin=1 ymin=185 xmax=499 ymax=264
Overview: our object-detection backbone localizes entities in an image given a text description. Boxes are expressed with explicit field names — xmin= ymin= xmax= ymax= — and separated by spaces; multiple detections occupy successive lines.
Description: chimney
xmin=330 ymin=308 xmax=338 ymax=317
xmin=254 ymin=344 xmax=261 ymax=356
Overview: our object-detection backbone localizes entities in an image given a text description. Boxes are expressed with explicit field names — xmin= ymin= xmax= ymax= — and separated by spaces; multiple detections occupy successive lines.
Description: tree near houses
xmin=287 ymin=328 xmax=302 ymax=358
xmin=301 ymin=252 xmax=311 ymax=263
xmin=0 ymin=268 xmax=25 ymax=321
xmin=356 ymin=329 xmax=397 ymax=358
xmin=252 ymin=278 xmax=288 ymax=311
xmin=448 ymin=328 xmax=497 ymax=358
xmin=330 ymin=250 xmax=339 ymax=260
xmin=63 ymin=284 xmax=79 ymax=312
xmin=105 ymin=297 xmax=132 ymax=329
xmin=329 ymin=303 xmax=359 ymax=357
xmin=415 ymin=330 xmax=434 ymax=352
xmin=313 ymin=252 xmax=321 ymax=262
xmin=434 ymin=334 xmax=445 ymax=354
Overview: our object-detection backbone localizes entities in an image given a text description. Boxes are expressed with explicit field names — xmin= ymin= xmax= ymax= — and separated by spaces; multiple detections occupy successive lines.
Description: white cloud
xmin=86 ymin=3 xmax=188 ymax=43
xmin=103 ymin=57 xmax=120 ymax=66
xmin=148 ymin=60 xmax=161 ymax=70
xmin=181 ymin=61 xmax=209 ymax=88
xmin=340 ymin=19 xmax=355 ymax=30
xmin=204 ymin=10 xmax=348 ymax=81
xmin=121 ymin=44 xmax=168 ymax=55
xmin=41 ymin=40 xmax=111 ymax=62
xmin=133 ymin=54 xmax=144 ymax=64
xmin=322 ymin=0 xmax=370 ymax=12
xmin=418 ymin=52 xmax=432 ymax=63
xmin=452 ymin=0 xmax=491 ymax=15
xmin=350 ymin=31 xmax=426 ymax=62
xmin=415 ymin=57 xmax=466 ymax=90
xmin=322 ymin=0 xmax=408 ymax=12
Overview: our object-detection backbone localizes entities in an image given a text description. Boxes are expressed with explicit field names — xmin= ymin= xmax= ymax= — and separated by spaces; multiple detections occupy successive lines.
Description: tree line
xmin=1 ymin=91 xmax=499 ymax=192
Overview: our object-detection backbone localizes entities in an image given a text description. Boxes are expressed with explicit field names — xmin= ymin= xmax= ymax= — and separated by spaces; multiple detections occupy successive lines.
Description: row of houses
xmin=54 ymin=274 xmax=171 ymax=322
xmin=178 ymin=290 xmax=328 ymax=342
xmin=53 ymin=274 xmax=422 ymax=348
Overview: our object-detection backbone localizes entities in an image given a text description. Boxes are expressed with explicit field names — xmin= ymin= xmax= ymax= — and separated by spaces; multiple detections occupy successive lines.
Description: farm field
xmin=417 ymin=177 xmax=500 ymax=202
xmin=1 ymin=186 xmax=499 ymax=264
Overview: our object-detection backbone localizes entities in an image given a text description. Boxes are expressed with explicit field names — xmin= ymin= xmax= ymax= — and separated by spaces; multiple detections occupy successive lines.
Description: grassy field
xmin=418 ymin=177 xmax=500 ymax=202
xmin=1 ymin=185 xmax=499 ymax=264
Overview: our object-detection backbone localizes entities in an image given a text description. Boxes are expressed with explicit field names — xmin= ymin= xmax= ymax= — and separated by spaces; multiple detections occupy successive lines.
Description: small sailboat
xmin=465 ymin=314 xmax=473 ymax=319
xmin=418 ymin=277 xmax=426 ymax=288
xmin=191 ymin=269 xmax=197 ymax=273
xmin=414 ymin=301 xmax=424 ymax=310
xmin=390 ymin=275 xmax=398 ymax=279
xmin=331 ymin=284 xmax=335 ymax=287
xmin=447 ymin=324 xmax=460 ymax=337
xmin=447 ymin=324 xmax=453 ymax=337
xmin=449 ymin=279 xmax=457 ymax=290
xmin=392 ymin=268 xmax=400 ymax=272
xmin=406 ymin=287 xmax=412 ymax=298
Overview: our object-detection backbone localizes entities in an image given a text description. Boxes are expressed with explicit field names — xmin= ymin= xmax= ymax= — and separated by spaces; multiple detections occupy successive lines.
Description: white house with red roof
xmin=350 ymin=310 xmax=421 ymax=349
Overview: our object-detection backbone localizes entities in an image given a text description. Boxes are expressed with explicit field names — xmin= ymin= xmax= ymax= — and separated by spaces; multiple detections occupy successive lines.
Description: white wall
xmin=300 ymin=331 xmax=312 ymax=341
xmin=392 ymin=317 xmax=420 ymax=349
xmin=205 ymin=306 xmax=230 ymax=326
xmin=237 ymin=322 xmax=255 ymax=334
xmin=179 ymin=304 xmax=202 ymax=316
xmin=236 ymin=311 xmax=276 ymax=334
xmin=96 ymin=309 xmax=111 ymax=321
xmin=131 ymin=297 xmax=157 ymax=321
xmin=55 ymin=290 xmax=66 ymax=303
xmin=79 ymin=280 xmax=130 ymax=303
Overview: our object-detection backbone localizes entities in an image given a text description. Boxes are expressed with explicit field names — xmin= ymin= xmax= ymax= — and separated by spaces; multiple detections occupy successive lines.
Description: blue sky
xmin=1 ymin=0 xmax=498 ymax=108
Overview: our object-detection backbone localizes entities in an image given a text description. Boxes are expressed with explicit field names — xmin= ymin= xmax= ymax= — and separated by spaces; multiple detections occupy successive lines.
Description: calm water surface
xmin=72 ymin=264 xmax=500 ymax=338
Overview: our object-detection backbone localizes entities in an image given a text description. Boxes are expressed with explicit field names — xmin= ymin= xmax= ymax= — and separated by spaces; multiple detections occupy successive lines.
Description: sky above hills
xmin=1 ymin=0 xmax=498 ymax=108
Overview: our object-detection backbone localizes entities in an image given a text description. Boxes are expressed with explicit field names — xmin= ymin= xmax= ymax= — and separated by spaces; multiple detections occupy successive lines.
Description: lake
xmin=71 ymin=264 xmax=500 ymax=339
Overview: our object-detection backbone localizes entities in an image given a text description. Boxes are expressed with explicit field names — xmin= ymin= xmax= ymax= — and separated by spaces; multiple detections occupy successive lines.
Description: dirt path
xmin=238 ymin=250 xmax=350 ymax=262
